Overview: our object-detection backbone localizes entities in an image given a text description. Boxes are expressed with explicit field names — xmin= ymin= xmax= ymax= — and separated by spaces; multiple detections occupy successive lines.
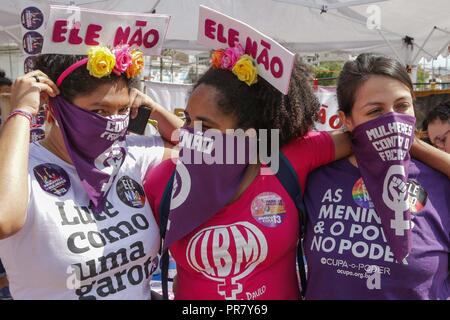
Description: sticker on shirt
xmin=33 ymin=163 xmax=71 ymax=196
xmin=406 ymin=180 xmax=427 ymax=214
xmin=352 ymin=178 xmax=375 ymax=209
xmin=251 ymin=192 xmax=286 ymax=228
xmin=352 ymin=178 xmax=427 ymax=213
xmin=116 ymin=176 xmax=146 ymax=208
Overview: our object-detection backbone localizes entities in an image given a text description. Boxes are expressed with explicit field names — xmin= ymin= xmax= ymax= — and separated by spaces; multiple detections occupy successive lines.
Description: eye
xmin=367 ymin=108 xmax=382 ymax=116
xmin=184 ymin=113 xmax=192 ymax=125
xmin=118 ymin=106 xmax=130 ymax=114
xmin=395 ymin=103 xmax=410 ymax=112
xmin=91 ymin=109 xmax=107 ymax=116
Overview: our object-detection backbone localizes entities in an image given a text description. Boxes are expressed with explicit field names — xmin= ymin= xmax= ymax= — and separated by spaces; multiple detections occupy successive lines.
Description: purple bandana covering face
xmin=351 ymin=112 xmax=416 ymax=262
xmin=49 ymin=96 xmax=129 ymax=212
xmin=164 ymin=127 xmax=257 ymax=249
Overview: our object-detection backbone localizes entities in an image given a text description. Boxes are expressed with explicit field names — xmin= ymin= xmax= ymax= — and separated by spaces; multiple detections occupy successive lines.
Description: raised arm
xmin=128 ymin=88 xmax=184 ymax=145
xmin=0 ymin=71 xmax=59 ymax=239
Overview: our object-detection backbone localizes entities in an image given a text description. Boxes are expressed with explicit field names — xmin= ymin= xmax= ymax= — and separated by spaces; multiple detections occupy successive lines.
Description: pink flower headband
xmin=56 ymin=44 xmax=145 ymax=87
xmin=210 ymin=43 xmax=258 ymax=86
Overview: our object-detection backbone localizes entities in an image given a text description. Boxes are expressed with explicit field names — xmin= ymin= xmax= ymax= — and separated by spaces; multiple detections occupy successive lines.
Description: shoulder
xmin=143 ymin=159 xmax=176 ymax=203
xmin=282 ymin=131 xmax=332 ymax=155
xmin=410 ymin=159 xmax=449 ymax=184
xmin=280 ymin=131 xmax=335 ymax=180
xmin=125 ymin=134 xmax=165 ymax=174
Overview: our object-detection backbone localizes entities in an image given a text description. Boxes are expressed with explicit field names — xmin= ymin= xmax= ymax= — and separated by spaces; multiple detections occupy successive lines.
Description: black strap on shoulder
xmin=158 ymin=155 xmax=308 ymax=299
xmin=275 ymin=152 xmax=308 ymax=298
xmin=159 ymin=171 xmax=176 ymax=300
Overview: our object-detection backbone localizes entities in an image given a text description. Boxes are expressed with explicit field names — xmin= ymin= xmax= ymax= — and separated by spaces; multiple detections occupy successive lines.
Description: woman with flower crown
xmin=0 ymin=45 xmax=183 ymax=300
xmin=143 ymin=43 xmax=448 ymax=300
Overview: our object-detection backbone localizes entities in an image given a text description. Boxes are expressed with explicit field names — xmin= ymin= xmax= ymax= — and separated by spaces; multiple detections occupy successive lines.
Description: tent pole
xmin=377 ymin=30 xmax=404 ymax=64
xmin=412 ymin=27 xmax=436 ymax=64
xmin=8 ymin=50 xmax=13 ymax=79
xmin=434 ymin=27 xmax=450 ymax=35
xmin=0 ymin=28 xmax=21 ymax=45
xmin=435 ymin=41 xmax=450 ymax=59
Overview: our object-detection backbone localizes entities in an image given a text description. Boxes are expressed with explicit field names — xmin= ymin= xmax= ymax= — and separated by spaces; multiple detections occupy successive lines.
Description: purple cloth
xmin=164 ymin=128 xmax=257 ymax=249
xmin=50 ymin=96 xmax=129 ymax=213
xmin=351 ymin=113 xmax=416 ymax=262
xmin=304 ymin=158 xmax=450 ymax=300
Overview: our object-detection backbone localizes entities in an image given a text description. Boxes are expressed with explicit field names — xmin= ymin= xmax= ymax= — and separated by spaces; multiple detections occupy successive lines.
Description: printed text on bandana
xmin=365 ymin=122 xmax=413 ymax=161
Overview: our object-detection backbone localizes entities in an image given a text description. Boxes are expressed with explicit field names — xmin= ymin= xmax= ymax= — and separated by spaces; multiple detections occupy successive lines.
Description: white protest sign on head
xmin=314 ymin=87 xmax=343 ymax=131
xmin=197 ymin=6 xmax=295 ymax=95
xmin=42 ymin=5 xmax=170 ymax=56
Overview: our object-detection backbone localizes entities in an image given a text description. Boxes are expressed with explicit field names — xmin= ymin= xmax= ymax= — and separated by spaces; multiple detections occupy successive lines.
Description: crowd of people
xmin=0 ymin=46 xmax=449 ymax=300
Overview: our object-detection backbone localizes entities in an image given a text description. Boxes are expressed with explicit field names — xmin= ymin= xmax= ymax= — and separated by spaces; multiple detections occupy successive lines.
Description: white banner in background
xmin=144 ymin=81 xmax=193 ymax=113
xmin=146 ymin=82 xmax=342 ymax=132
xmin=314 ymin=87 xmax=343 ymax=131
xmin=197 ymin=6 xmax=295 ymax=95
xmin=42 ymin=5 xmax=170 ymax=56
xmin=18 ymin=0 xmax=48 ymax=142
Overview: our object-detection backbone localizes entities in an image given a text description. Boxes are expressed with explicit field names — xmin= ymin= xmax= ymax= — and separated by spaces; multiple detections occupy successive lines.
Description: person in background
xmin=423 ymin=103 xmax=450 ymax=153
xmin=0 ymin=70 xmax=12 ymax=94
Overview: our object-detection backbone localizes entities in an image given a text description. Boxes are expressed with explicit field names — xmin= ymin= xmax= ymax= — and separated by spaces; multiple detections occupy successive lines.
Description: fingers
xmin=128 ymin=88 xmax=142 ymax=119
xmin=24 ymin=70 xmax=60 ymax=95
xmin=35 ymin=76 xmax=60 ymax=96
xmin=30 ymin=83 xmax=58 ymax=98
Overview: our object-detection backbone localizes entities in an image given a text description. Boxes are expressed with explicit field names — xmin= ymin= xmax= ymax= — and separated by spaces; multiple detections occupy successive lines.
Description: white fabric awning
xmin=0 ymin=0 xmax=448 ymax=65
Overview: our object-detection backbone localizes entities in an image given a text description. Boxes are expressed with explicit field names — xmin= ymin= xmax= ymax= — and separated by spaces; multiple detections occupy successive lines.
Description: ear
xmin=339 ymin=110 xmax=354 ymax=132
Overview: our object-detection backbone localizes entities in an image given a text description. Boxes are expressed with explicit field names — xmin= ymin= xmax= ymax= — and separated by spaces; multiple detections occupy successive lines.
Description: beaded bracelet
xmin=5 ymin=109 xmax=34 ymax=127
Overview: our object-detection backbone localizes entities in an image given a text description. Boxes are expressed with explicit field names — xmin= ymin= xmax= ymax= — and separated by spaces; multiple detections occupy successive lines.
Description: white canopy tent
xmin=154 ymin=0 xmax=450 ymax=67
xmin=0 ymin=0 xmax=449 ymax=76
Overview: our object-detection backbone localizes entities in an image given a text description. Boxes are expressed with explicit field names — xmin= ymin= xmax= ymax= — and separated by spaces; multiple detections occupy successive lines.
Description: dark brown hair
xmin=194 ymin=55 xmax=319 ymax=146
xmin=34 ymin=54 xmax=137 ymax=102
xmin=337 ymin=53 xmax=414 ymax=115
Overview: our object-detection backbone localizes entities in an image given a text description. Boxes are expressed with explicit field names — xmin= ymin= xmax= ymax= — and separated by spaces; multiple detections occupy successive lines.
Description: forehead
xmin=428 ymin=119 xmax=450 ymax=135
xmin=355 ymin=75 xmax=412 ymax=103
xmin=186 ymin=84 xmax=221 ymax=115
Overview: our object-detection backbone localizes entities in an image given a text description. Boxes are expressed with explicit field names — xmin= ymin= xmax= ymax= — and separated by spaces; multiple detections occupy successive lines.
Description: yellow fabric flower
xmin=86 ymin=46 xmax=116 ymax=78
xmin=232 ymin=55 xmax=258 ymax=86
xmin=126 ymin=49 xmax=145 ymax=78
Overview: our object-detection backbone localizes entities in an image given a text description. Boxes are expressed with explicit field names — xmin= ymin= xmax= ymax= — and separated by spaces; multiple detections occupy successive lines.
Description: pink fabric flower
xmin=220 ymin=43 xmax=244 ymax=70
xmin=112 ymin=45 xmax=132 ymax=76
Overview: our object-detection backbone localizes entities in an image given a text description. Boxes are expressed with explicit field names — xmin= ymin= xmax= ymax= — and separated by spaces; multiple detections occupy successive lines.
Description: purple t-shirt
xmin=304 ymin=158 xmax=450 ymax=300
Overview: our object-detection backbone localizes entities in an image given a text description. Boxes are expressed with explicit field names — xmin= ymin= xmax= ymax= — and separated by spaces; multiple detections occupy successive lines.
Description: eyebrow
xmin=92 ymin=99 xmax=129 ymax=109
xmin=196 ymin=116 xmax=219 ymax=127
xmin=362 ymin=96 xmax=412 ymax=108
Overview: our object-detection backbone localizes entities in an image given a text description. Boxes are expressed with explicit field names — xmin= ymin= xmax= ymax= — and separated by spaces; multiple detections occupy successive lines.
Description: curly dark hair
xmin=34 ymin=54 xmax=137 ymax=102
xmin=194 ymin=55 xmax=319 ymax=146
